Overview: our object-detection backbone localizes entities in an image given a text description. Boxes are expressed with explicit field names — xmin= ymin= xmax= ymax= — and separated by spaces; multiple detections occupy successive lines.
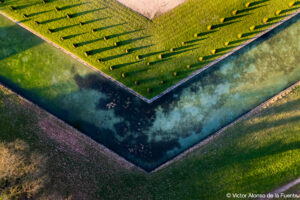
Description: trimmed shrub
xmin=125 ymin=49 xmax=130 ymax=53
xmin=199 ymin=56 xmax=204 ymax=61
xmin=186 ymin=65 xmax=191 ymax=69
xmin=194 ymin=33 xmax=199 ymax=37
xmin=147 ymin=88 xmax=151 ymax=93
xmin=289 ymin=1 xmax=296 ymax=7
xmin=263 ymin=17 xmax=269 ymax=24
xmin=79 ymin=22 xmax=84 ymax=26
xmin=276 ymin=10 xmax=282 ymax=16
xmin=72 ymin=43 xmax=78 ymax=48
xmin=220 ymin=18 xmax=225 ymax=23
xmin=173 ymin=72 xmax=178 ymax=76
xmin=34 ymin=21 xmax=40 ymax=25
xmin=113 ymin=42 xmax=120 ymax=47
xmin=146 ymin=62 xmax=151 ymax=66
xmin=60 ymin=36 xmax=65 ymax=41
xmin=84 ymin=51 xmax=90 ymax=57
xmin=237 ymin=33 xmax=243 ymax=38
xmin=249 ymin=25 xmax=256 ymax=31
xmin=159 ymin=80 xmax=165 ymax=85
xmin=181 ymin=41 xmax=185 ymax=46
xmin=232 ymin=9 xmax=238 ymax=16
xmin=225 ymin=41 xmax=230 ymax=46
xmin=23 ymin=14 xmax=28 ymax=18
xmin=103 ymin=36 xmax=108 ymax=41
xmin=109 ymin=66 xmax=114 ymax=71
xmin=66 ymin=14 xmax=72 ymax=19
xmin=55 ymin=6 xmax=60 ymax=11
xmin=211 ymin=49 xmax=217 ymax=55
xmin=97 ymin=58 xmax=103 ymax=63
xmin=207 ymin=25 xmax=212 ymax=30
xmin=134 ymin=80 xmax=139 ymax=85
xmin=245 ymin=2 xmax=251 ymax=8
xmin=158 ymin=54 xmax=164 ymax=59
xmin=48 ymin=29 xmax=53 ymax=34
xmin=136 ymin=55 xmax=141 ymax=60
xmin=121 ymin=73 xmax=126 ymax=78
xmin=170 ymin=48 xmax=174 ymax=52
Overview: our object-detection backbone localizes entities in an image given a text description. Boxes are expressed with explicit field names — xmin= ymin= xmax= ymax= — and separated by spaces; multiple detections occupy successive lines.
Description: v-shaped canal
xmin=0 ymin=14 xmax=299 ymax=171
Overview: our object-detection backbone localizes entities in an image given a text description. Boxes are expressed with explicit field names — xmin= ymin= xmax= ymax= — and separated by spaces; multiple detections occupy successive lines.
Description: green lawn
xmin=0 ymin=82 xmax=299 ymax=199
xmin=0 ymin=0 xmax=299 ymax=98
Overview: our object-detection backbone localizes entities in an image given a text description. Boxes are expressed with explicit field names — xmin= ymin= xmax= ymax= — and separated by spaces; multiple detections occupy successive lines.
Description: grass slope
xmin=0 ymin=0 xmax=299 ymax=98
xmin=0 ymin=83 xmax=299 ymax=199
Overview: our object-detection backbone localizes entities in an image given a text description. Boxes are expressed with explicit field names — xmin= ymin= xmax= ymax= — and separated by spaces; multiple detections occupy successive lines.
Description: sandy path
xmin=116 ymin=0 xmax=187 ymax=19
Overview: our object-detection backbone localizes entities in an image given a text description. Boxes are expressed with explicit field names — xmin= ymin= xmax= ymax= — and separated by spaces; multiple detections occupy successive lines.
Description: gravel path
xmin=116 ymin=0 xmax=186 ymax=19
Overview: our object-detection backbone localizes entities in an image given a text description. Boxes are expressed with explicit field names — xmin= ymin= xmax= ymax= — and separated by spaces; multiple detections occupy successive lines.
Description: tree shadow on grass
xmin=112 ymin=61 xmax=141 ymax=69
xmin=70 ymin=8 xmax=106 ymax=18
xmin=163 ymin=47 xmax=199 ymax=59
xmin=185 ymin=37 xmax=207 ymax=45
xmin=62 ymin=32 xmax=87 ymax=40
xmin=281 ymin=7 xmax=300 ymax=15
xmin=40 ymin=16 xmax=66 ymax=24
xmin=58 ymin=2 xmax=87 ymax=11
xmin=27 ymin=10 xmax=52 ymax=17
xmin=224 ymin=13 xmax=251 ymax=23
xmin=93 ymin=23 xmax=126 ymax=32
xmin=107 ymin=29 xmax=143 ymax=39
xmin=194 ymin=30 xmax=217 ymax=37
xmin=212 ymin=21 xmax=241 ymax=29
xmin=74 ymin=38 xmax=103 ymax=47
xmin=129 ymin=45 xmax=153 ymax=53
xmin=250 ymin=0 xmax=270 ymax=7
xmin=102 ymin=52 xmax=128 ymax=62
xmin=229 ymin=38 xmax=249 ymax=45
xmin=140 ymin=50 xmax=166 ymax=59
xmin=52 ymin=24 xmax=79 ymax=32
xmin=82 ymin=17 xmax=110 ymax=25
xmin=243 ymin=30 xmax=262 ymax=37
xmin=238 ymin=5 xmax=267 ymax=14
xmin=87 ymin=46 xmax=116 ymax=56
xmin=14 ymin=2 xmax=40 ymax=10
xmin=255 ymin=22 xmax=277 ymax=29
xmin=119 ymin=36 xmax=150 ymax=46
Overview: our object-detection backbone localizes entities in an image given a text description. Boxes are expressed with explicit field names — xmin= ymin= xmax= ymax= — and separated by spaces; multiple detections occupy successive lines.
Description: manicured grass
xmin=0 ymin=0 xmax=299 ymax=98
xmin=0 ymin=83 xmax=299 ymax=199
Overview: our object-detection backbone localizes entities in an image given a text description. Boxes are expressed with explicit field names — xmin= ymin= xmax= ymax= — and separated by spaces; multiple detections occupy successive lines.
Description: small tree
xmin=207 ymin=25 xmax=212 ymax=30
xmin=211 ymin=49 xmax=217 ymax=55
xmin=225 ymin=41 xmax=230 ymax=46
xmin=186 ymin=65 xmax=191 ymax=69
xmin=237 ymin=33 xmax=243 ymax=39
xmin=220 ymin=18 xmax=225 ymax=23
xmin=289 ymin=1 xmax=295 ymax=7
xmin=245 ymin=2 xmax=251 ymax=8
xmin=232 ymin=9 xmax=238 ymax=16
xmin=263 ymin=17 xmax=269 ymax=24
xmin=276 ymin=10 xmax=282 ymax=16
xmin=249 ymin=25 xmax=256 ymax=31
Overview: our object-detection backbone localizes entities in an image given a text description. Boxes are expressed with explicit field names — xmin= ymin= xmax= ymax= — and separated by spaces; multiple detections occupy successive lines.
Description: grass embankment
xmin=0 ymin=83 xmax=299 ymax=199
xmin=0 ymin=0 xmax=299 ymax=98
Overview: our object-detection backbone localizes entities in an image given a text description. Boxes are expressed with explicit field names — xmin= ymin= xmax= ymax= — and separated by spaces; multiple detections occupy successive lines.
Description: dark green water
xmin=0 ymin=14 xmax=299 ymax=171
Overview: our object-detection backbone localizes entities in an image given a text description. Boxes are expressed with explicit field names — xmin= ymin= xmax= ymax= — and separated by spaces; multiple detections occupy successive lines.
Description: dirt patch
xmin=116 ymin=0 xmax=187 ymax=19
